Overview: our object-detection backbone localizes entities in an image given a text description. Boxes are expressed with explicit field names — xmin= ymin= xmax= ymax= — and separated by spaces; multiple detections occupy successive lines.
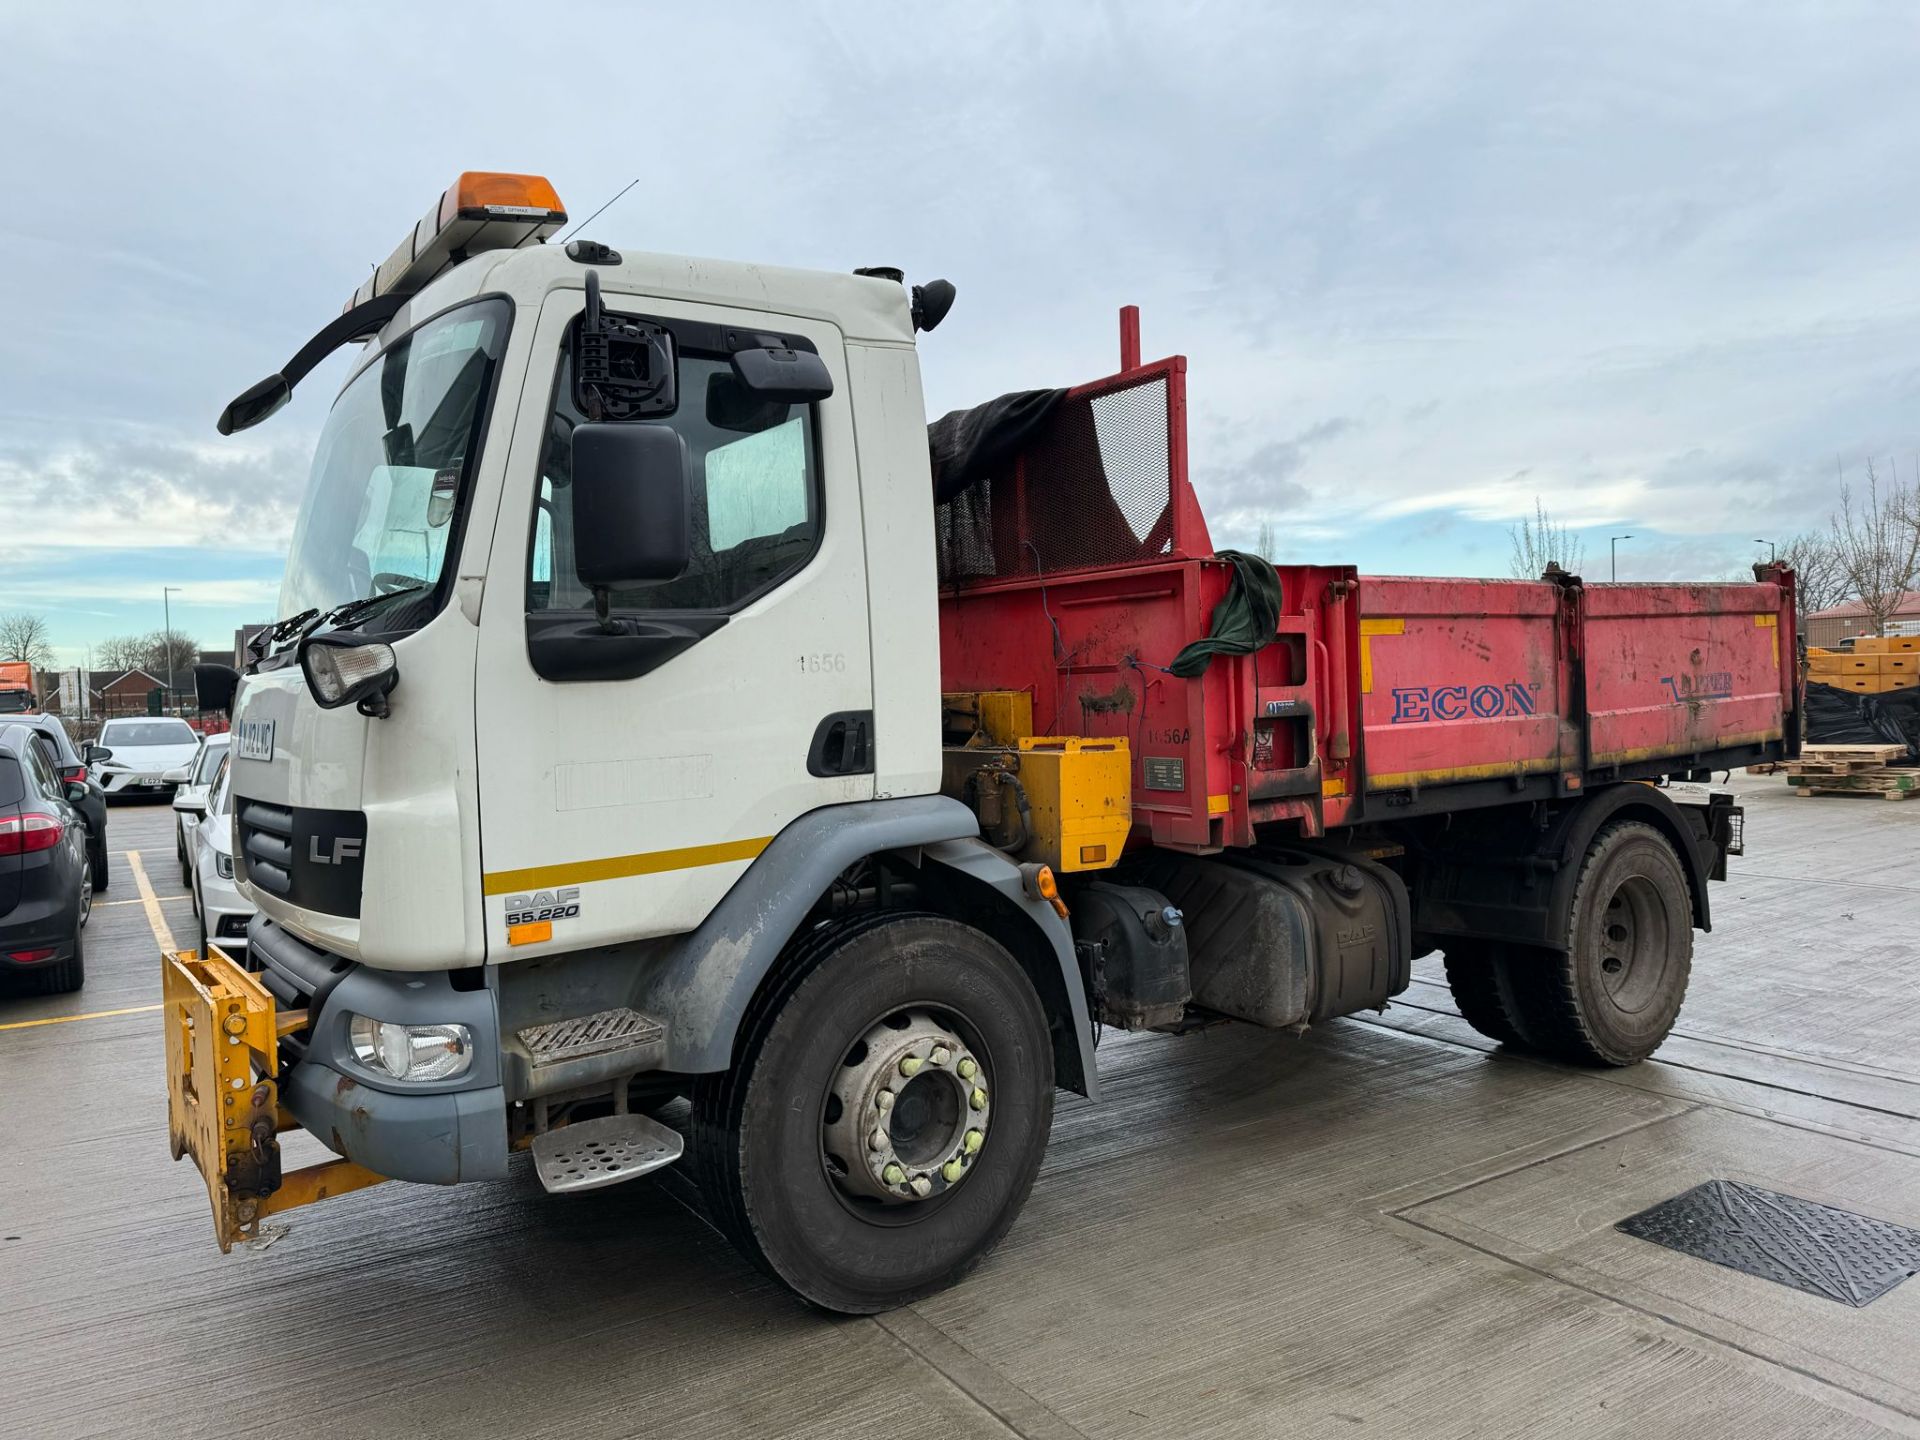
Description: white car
xmin=86 ymin=717 xmax=202 ymax=797
xmin=190 ymin=752 xmax=253 ymax=958
xmin=171 ymin=734 xmax=230 ymax=884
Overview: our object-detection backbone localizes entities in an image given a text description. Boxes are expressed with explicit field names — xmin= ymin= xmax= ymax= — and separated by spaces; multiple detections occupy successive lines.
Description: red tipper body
xmin=935 ymin=318 xmax=1798 ymax=850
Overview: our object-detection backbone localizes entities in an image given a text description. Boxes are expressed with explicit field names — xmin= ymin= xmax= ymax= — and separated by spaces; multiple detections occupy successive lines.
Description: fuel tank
xmin=1123 ymin=848 xmax=1411 ymax=1029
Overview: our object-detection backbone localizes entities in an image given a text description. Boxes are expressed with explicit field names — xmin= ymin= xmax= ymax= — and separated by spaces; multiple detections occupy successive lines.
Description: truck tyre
xmin=1441 ymin=944 xmax=1531 ymax=1048
xmin=1511 ymin=820 xmax=1693 ymax=1066
xmin=691 ymin=912 xmax=1055 ymax=1314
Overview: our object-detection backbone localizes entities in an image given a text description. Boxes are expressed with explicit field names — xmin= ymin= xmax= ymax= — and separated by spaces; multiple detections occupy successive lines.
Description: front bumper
xmin=99 ymin=769 xmax=174 ymax=795
xmin=250 ymin=918 xmax=508 ymax=1187
xmin=197 ymin=868 xmax=253 ymax=950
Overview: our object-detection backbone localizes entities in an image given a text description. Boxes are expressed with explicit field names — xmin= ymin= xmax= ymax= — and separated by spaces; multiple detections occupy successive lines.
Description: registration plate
xmin=235 ymin=716 xmax=276 ymax=762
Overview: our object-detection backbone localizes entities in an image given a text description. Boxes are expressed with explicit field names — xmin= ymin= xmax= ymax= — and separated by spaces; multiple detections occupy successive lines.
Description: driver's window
xmin=528 ymin=321 xmax=823 ymax=616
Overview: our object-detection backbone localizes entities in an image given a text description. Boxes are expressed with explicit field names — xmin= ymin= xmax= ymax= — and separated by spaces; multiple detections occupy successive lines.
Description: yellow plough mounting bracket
xmin=164 ymin=946 xmax=385 ymax=1251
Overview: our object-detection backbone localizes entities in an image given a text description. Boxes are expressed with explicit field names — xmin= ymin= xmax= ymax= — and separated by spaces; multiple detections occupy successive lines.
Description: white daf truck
xmin=171 ymin=171 xmax=1775 ymax=1314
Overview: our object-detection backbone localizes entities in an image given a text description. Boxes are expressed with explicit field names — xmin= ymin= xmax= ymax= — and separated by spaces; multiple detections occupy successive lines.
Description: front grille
xmin=237 ymin=799 xmax=292 ymax=896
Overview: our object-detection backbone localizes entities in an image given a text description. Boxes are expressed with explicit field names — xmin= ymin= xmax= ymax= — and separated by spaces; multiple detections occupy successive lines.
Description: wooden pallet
xmin=1793 ymin=772 xmax=1919 ymax=801
xmin=1797 ymin=743 xmax=1907 ymax=766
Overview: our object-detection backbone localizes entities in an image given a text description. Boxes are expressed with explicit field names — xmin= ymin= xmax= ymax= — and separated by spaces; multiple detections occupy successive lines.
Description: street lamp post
xmin=1754 ymin=539 xmax=1777 ymax=563
xmin=1609 ymin=534 xmax=1633 ymax=581
xmin=162 ymin=586 xmax=182 ymax=713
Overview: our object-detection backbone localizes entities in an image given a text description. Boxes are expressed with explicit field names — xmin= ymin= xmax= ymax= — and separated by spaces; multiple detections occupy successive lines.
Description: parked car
xmin=9 ymin=712 xmax=109 ymax=892
xmin=0 ymin=724 xmax=92 ymax=993
xmin=172 ymin=733 xmax=230 ymax=884
xmin=190 ymin=752 xmax=252 ymax=959
xmin=85 ymin=717 xmax=200 ymax=798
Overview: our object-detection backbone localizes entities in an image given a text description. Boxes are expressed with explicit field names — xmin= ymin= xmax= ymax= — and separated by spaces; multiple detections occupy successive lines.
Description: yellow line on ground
xmin=127 ymin=850 xmax=176 ymax=953
xmin=0 ymin=1003 xmax=162 ymax=1032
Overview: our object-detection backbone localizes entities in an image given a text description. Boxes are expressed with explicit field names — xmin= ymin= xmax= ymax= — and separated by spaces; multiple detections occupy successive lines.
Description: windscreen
xmin=278 ymin=297 xmax=510 ymax=626
xmin=101 ymin=720 xmax=196 ymax=746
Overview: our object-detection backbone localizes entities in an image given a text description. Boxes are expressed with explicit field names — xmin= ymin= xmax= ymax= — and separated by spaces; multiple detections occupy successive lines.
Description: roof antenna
xmin=559 ymin=176 xmax=640 ymax=244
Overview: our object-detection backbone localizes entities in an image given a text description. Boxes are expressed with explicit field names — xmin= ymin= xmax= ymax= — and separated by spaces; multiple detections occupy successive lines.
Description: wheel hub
xmin=822 ymin=1009 xmax=990 ymax=1204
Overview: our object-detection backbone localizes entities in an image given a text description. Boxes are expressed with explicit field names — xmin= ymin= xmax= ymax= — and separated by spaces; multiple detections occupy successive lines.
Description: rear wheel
xmin=1441 ymin=943 xmax=1532 ymax=1047
xmin=1510 ymin=821 xmax=1693 ymax=1066
xmin=692 ymin=914 xmax=1054 ymax=1314
xmin=90 ymin=833 xmax=109 ymax=893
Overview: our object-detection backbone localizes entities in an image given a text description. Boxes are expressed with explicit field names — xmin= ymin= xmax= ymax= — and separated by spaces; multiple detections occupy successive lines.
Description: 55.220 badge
xmin=504 ymin=886 xmax=582 ymax=925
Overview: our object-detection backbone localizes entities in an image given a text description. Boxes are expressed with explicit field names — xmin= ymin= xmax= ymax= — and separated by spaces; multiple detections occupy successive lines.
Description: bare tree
xmin=1508 ymin=498 xmax=1587 ymax=579
xmin=0 ymin=611 xmax=54 ymax=670
xmin=145 ymin=629 xmax=200 ymax=692
xmin=1253 ymin=518 xmax=1279 ymax=562
xmin=1771 ymin=530 xmax=1851 ymax=615
xmin=1830 ymin=459 xmax=1920 ymax=635
xmin=96 ymin=634 xmax=153 ymax=673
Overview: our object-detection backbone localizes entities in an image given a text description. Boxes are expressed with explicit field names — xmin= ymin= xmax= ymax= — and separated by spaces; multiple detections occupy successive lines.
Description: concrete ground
xmin=3 ymin=776 xmax=1918 ymax=1439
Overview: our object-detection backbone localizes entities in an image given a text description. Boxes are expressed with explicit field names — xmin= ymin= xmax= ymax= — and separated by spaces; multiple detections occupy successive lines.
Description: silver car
xmin=172 ymin=734 xmax=230 ymax=884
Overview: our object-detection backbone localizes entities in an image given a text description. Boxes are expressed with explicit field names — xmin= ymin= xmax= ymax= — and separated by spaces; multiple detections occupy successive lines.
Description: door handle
xmin=808 ymin=711 xmax=874 ymax=777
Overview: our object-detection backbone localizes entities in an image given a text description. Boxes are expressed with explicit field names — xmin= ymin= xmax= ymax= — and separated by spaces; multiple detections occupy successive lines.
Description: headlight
xmin=347 ymin=1013 xmax=473 ymax=1082
xmin=299 ymin=634 xmax=400 ymax=715
xmin=215 ymin=852 xmax=235 ymax=879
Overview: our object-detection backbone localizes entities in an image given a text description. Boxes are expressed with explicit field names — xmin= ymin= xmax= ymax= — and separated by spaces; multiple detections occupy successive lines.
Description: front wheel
xmin=1511 ymin=820 xmax=1694 ymax=1066
xmin=692 ymin=914 xmax=1055 ymax=1314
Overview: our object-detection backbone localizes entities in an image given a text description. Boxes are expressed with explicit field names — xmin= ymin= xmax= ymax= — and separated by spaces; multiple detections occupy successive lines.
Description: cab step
xmin=531 ymin=1113 xmax=684 ymax=1194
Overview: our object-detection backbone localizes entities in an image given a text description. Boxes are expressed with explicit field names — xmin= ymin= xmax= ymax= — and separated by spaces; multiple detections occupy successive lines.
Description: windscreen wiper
xmin=315 ymin=584 xmax=429 ymax=634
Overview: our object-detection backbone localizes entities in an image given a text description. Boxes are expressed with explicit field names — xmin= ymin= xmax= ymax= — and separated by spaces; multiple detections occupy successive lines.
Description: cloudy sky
xmin=6 ymin=2 xmax=1920 ymax=665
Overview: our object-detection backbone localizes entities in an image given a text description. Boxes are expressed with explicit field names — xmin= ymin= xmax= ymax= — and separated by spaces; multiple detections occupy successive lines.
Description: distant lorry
xmin=0 ymin=661 xmax=36 ymax=714
xmin=167 ymin=172 xmax=1797 ymax=1313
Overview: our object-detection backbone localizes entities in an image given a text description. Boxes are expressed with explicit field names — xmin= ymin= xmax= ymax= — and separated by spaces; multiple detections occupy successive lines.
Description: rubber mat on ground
xmin=1617 ymin=1179 xmax=1920 ymax=1307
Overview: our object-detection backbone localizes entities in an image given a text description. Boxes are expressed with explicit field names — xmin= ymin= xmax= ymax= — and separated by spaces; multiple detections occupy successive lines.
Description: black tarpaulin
xmin=927 ymin=388 xmax=1066 ymax=504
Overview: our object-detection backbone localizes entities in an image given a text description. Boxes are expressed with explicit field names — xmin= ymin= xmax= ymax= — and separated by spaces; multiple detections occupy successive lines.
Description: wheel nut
xmin=956 ymin=1057 xmax=977 ymax=1080
xmin=964 ymin=1129 xmax=984 ymax=1154
xmin=970 ymin=1087 xmax=988 ymax=1110
xmin=899 ymin=1056 xmax=923 ymax=1077
xmin=875 ymin=1090 xmax=894 ymax=1111
xmin=910 ymin=1175 xmax=933 ymax=1197
xmin=930 ymin=1046 xmax=951 ymax=1066
xmin=942 ymin=1158 xmax=965 ymax=1183
xmin=883 ymin=1163 xmax=905 ymax=1185
xmin=869 ymin=1128 xmax=887 ymax=1151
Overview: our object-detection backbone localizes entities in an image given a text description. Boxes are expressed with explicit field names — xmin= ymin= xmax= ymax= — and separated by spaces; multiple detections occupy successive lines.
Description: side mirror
xmin=65 ymin=781 xmax=89 ymax=805
xmin=570 ymin=424 xmax=692 ymax=604
xmin=162 ymin=765 xmax=192 ymax=785
xmin=195 ymin=662 xmax=241 ymax=714
xmin=173 ymin=792 xmax=207 ymax=816
xmin=729 ymin=346 xmax=833 ymax=405
xmin=217 ymin=373 xmax=292 ymax=436
xmin=84 ymin=744 xmax=111 ymax=765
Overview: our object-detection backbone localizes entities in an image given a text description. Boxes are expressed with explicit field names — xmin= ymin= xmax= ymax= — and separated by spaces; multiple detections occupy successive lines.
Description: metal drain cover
xmin=1617 ymin=1179 xmax=1920 ymax=1307
xmin=531 ymin=1113 xmax=684 ymax=1194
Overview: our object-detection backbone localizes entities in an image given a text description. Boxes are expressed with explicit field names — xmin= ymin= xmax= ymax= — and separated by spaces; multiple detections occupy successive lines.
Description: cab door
xmin=472 ymin=286 xmax=874 ymax=959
